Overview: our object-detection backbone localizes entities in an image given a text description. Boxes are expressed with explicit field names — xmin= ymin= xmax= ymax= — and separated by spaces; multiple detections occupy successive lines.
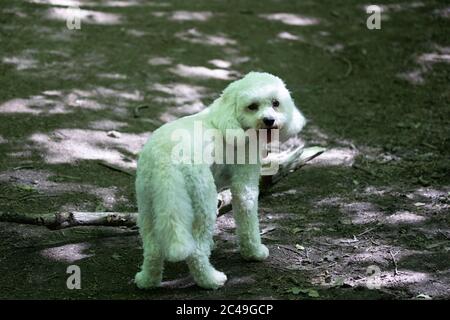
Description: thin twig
xmin=357 ymin=225 xmax=380 ymax=237
xmin=277 ymin=245 xmax=303 ymax=256
xmin=336 ymin=56 xmax=353 ymax=78
xmin=13 ymin=165 xmax=35 ymax=170
xmin=389 ymin=250 xmax=399 ymax=276
xmin=133 ymin=105 xmax=149 ymax=118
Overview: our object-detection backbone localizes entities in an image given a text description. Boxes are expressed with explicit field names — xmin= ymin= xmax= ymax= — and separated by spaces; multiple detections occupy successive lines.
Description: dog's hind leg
xmin=187 ymin=250 xmax=227 ymax=289
xmin=134 ymin=199 xmax=164 ymax=289
xmin=185 ymin=165 xmax=227 ymax=289
xmin=134 ymin=212 xmax=164 ymax=289
xmin=135 ymin=236 xmax=164 ymax=289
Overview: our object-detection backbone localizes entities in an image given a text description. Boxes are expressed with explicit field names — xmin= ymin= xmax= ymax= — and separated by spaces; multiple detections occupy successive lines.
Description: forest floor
xmin=0 ymin=0 xmax=449 ymax=299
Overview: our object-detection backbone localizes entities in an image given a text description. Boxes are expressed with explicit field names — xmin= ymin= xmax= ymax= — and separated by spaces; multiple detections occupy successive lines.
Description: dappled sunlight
xmin=272 ymin=189 xmax=299 ymax=198
xmin=170 ymin=11 xmax=213 ymax=21
xmin=41 ymin=243 xmax=93 ymax=263
xmin=0 ymin=169 xmax=126 ymax=210
xmin=96 ymin=73 xmax=127 ymax=80
xmin=208 ymin=59 xmax=231 ymax=69
xmin=28 ymin=0 xmax=81 ymax=6
xmin=277 ymin=31 xmax=303 ymax=41
xmin=3 ymin=47 xmax=109 ymax=79
xmin=398 ymin=45 xmax=450 ymax=84
xmin=148 ymin=56 xmax=172 ymax=66
xmin=414 ymin=187 xmax=450 ymax=200
xmin=175 ymin=28 xmax=237 ymax=46
xmin=150 ymin=83 xmax=209 ymax=106
xmin=385 ymin=211 xmax=427 ymax=224
xmin=0 ymin=97 xmax=67 ymax=114
xmin=29 ymin=129 xmax=148 ymax=170
xmin=46 ymin=7 xmax=122 ymax=25
xmin=433 ymin=7 xmax=450 ymax=18
xmin=126 ymin=29 xmax=146 ymax=37
xmin=317 ymin=185 xmax=448 ymax=228
xmin=363 ymin=2 xmax=424 ymax=13
xmin=2 ymin=56 xmax=38 ymax=71
xmin=309 ymin=147 xmax=358 ymax=167
xmin=362 ymin=270 xmax=429 ymax=289
xmin=150 ymin=82 xmax=211 ymax=121
xmin=342 ymin=202 xmax=383 ymax=224
xmin=88 ymin=119 xmax=128 ymax=131
xmin=0 ymin=87 xmax=143 ymax=115
xmin=170 ymin=64 xmax=239 ymax=80
xmin=309 ymin=235 xmax=434 ymax=292
xmin=363 ymin=186 xmax=391 ymax=196
xmin=260 ymin=13 xmax=320 ymax=26
xmin=227 ymin=276 xmax=256 ymax=286
xmin=152 ymin=11 xmax=213 ymax=22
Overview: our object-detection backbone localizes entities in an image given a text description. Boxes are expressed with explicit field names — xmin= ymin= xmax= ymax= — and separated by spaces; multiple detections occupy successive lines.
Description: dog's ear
xmin=281 ymin=103 xmax=306 ymax=141
xmin=210 ymin=80 xmax=246 ymax=142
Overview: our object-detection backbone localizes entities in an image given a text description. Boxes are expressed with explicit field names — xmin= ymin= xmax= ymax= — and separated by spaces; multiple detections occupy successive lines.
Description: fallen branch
xmin=218 ymin=146 xmax=325 ymax=215
xmin=0 ymin=211 xmax=137 ymax=229
xmin=1 ymin=145 xmax=325 ymax=229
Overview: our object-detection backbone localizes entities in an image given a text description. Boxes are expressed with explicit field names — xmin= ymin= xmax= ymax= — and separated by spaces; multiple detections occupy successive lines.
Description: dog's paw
xmin=134 ymin=271 xmax=161 ymax=289
xmin=195 ymin=269 xmax=228 ymax=290
xmin=241 ymin=244 xmax=269 ymax=261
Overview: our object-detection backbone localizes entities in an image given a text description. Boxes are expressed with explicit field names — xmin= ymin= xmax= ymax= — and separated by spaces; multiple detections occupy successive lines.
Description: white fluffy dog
xmin=135 ymin=72 xmax=306 ymax=289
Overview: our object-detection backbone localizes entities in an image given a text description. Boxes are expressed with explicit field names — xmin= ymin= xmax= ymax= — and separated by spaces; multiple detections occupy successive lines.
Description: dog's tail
xmin=151 ymin=166 xmax=196 ymax=262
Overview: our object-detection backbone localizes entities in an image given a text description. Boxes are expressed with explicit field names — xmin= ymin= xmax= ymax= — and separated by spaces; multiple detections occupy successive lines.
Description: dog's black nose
xmin=263 ymin=117 xmax=275 ymax=127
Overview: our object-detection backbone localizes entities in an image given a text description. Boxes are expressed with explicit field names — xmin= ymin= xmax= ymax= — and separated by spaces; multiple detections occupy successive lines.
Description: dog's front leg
xmin=231 ymin=167 xmax=269 ymax=261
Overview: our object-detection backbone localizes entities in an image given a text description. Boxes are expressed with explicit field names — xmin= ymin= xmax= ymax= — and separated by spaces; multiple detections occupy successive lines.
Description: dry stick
xmin=389 ymin=250 xmax=399 ymax=276
xmin=217 ymin=146 xmax=325 ymax=216
xmin=0 ymin=211 xmax=138 ymax=229
xmin=357 ymin=225 xmax=380 ymax=237
xmin=277 ymin=245 xmax=303 ymax=256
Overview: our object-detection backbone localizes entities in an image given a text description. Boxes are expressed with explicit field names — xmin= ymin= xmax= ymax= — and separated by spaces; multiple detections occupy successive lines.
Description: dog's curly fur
xmin=135 ymin=72 xmax=306 ymax=289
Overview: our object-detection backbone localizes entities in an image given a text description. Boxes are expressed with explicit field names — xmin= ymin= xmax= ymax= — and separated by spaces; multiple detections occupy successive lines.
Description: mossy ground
xmin=0 ymin=0 xmax=449 ymax=299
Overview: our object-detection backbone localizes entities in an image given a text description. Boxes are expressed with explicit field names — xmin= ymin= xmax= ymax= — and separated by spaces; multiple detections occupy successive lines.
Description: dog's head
xmin=211 ymin=72 xmax=306 ymax=142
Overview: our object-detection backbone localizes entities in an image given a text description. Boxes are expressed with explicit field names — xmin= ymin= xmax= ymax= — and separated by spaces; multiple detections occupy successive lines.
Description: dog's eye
xmin=272 ymin=99 xmax=280 ymax=108
xmin=247 ymin=103 xmax=259 ymax=111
